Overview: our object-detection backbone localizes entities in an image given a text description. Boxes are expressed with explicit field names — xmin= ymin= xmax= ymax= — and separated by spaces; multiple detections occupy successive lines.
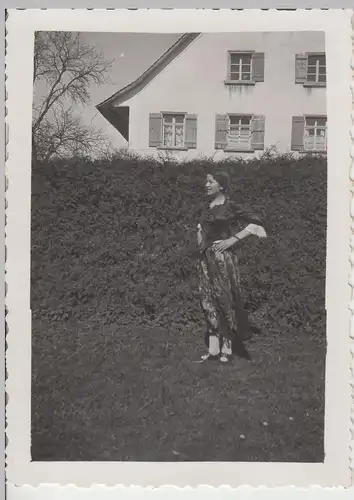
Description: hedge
xmin=31 ymin=153 xmax=327 ymax=340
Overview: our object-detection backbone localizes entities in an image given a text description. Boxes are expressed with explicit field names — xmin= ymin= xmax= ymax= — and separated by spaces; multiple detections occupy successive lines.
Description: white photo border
xmin=5 ymin=8 xmax=353 ymax=488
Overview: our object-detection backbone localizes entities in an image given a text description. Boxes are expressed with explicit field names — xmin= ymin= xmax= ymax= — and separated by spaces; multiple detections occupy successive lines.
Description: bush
xmin=31 ymin=153 xmax=327 ymax=340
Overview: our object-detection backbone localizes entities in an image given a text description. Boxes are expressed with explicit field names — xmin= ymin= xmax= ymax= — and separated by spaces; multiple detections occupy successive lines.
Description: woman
xmin=197 ymin=171 xmax=267 ymax=363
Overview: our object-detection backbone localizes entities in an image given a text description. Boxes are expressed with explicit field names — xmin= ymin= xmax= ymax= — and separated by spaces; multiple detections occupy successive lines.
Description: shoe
xmin=200 ymin=354 xmax=219 ymax=361
xmin=220 ymin=355 xmax=229 ymax=363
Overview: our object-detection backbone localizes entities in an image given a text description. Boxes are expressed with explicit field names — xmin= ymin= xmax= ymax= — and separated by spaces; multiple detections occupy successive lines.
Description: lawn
xmin=31 ymin=153 xmax=326 ymax=462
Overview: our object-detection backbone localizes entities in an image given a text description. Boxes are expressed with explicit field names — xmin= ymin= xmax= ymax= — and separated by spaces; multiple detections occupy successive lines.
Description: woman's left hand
xmin=213 ymin=237 xmax=238 ymax=253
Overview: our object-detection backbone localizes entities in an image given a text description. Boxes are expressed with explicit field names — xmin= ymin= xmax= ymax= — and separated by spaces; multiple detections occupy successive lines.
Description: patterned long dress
xmin=198 ymin=197 xmax=266 ymax=359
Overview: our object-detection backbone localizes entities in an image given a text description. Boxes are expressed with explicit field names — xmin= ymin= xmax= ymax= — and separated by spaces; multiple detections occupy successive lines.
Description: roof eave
xmin=97 ymin=105 xmax=130 ymax=142
xmin=96 ymin=32 xmax=201 ymax=110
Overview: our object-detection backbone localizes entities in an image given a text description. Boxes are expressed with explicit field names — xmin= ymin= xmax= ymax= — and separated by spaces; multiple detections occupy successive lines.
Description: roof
xmin=96 ymin=32 xmax=201 ymax=115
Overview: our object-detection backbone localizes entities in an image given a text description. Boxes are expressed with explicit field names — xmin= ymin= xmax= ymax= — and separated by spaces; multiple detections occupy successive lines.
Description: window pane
xmin=175 ymin=125 xmax=184 ymax=147
xmin=305 ymin=128 xmax=315 ymax=136
xmin=228 ymin=134 xmax=250 ymax=147
xmin=163 ymin=115 xmax=173 ymax=123
xmin=230 ymin=53 xmax=241 ymax=64
xmin=318 ymin=74 xmax=326 ymax=83
xmin=308 ymin=54 xmax=325 ymax=66
xmin=229 ymin=116 xmax=239 ymax=125
xmin=241 ymin=64 xmax=251 ymax=72
xmin=163 ymin=124 xmax=173 ymax=146
xmin=240 ymin=55 xmax=252 ymax=65
xmin=319 ymin=65 xmax=326 ymax=74
xmin=307 ymin=55 xmax=317 ymax=65
xmin=242 ymin=72 xmax=251 ymax=80
xmin=241 ymin=116 xmax=251 ymax=125
xmin=316 ymin=136 xmax=326 ymax=146
xmin=174 ymin=115 xmax=184 ymax=124
xmin=317 ymin=118 xmax=327 ymax=126
xmin=306 ymin=118 xmax=316 ymax=126
xmin=307 ymin=73 xmax=317 ymax=82
xmin=230 ymin=63 xmax=240 ymax=71
xmin=304 ymin=137 xmax=315 ymax=148
xmin=230 ymin=72 xmax=240 ymax=81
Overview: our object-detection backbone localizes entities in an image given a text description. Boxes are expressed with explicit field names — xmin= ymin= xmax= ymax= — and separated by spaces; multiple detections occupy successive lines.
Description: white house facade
xmin=97 ymin=32 xmax=327 ymax=159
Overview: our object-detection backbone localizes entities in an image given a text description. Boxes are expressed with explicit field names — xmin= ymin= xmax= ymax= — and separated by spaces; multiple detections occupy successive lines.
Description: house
xmin=96 ymin=32 xmax=327 ymax=159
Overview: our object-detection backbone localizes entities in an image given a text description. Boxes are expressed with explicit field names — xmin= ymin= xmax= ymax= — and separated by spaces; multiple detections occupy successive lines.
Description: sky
xmin=33 ymin=32 xmax=182 ymax=149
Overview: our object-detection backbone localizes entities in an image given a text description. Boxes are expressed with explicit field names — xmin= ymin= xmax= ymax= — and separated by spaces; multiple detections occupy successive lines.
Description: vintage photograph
xmin=30 ymin=29 xmax=328 ymax=463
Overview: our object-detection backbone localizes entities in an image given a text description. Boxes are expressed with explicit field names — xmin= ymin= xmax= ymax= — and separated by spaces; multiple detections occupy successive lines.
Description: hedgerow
xmin=31 ymin=152 xmax=327 ymax=340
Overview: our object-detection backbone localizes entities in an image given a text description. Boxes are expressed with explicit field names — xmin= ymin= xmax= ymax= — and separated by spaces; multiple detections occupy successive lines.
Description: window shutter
xmin=252 ymin=53 xmax=265 ymax=82
xmin=251 ymin=115 xmax=265 ymax=150
xmin=149 ymin=113 xmax=162 ymax=147
xmin=215 ymin=114 xmax=229 ymax=150
xmin=291 ymin=116 xmax=305 ymax=151
xmin=185 ymin=114 xmax=197 ymax=149
xmin=295 ymin=53 xmax=307 ymax=83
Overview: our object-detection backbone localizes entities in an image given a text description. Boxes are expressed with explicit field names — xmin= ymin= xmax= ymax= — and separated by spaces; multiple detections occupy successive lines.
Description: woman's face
xmin=205 ymin=174 xmax=222 ymax=196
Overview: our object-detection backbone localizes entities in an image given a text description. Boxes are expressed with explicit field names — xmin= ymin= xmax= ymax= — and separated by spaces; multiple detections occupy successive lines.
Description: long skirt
xmin=198 ymin=246 xmax=252 ymax=359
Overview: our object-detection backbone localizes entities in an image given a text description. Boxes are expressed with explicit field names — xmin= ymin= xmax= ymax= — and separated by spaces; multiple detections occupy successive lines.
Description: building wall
xmin=115 ymin=31 xmax=326 ymax=159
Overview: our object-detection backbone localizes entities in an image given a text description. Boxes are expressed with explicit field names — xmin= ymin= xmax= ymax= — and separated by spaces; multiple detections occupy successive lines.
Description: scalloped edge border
xmin=349 ymin=9 xmax=354 ymax=488
xmin=4 ymin=8 xmax=353 ymax=490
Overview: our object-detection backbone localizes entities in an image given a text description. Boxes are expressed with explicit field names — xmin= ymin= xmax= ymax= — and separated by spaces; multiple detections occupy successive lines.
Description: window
xmin=226 ymin=52 xmax=265 ymax=85
xmin=229 ymin=53 xmax=252 ymax=82
xmin=304 ymin=116 xmax=327 ymax=151
xmin=228 ymin=115 xmax=252 ymax=149
xmin=162 ymin=114 xmax=185 ymax=149
xmin=215 ymin=114 xmax=265 ymax=151
xmin=295 ymin=53 xmax=326 ymax=86
xmin=149 ymin=113 xmax=197 ymax=150
xmin=306 ymin=54 xmax=326 ymax=84
xmin=291 ymin=115 xmax=327 ymax=152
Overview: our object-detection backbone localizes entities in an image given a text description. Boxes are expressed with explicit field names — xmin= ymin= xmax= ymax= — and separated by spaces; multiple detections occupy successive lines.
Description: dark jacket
xmin=199 ymin=197 xmax=265 ymax=251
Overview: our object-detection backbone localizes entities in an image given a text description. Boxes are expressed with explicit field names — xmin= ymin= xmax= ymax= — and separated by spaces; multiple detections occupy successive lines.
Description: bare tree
xmin=32 ymin=31 xmax=113 ymax=163
xmin=34 ymin=104 xmax=115 ymax=162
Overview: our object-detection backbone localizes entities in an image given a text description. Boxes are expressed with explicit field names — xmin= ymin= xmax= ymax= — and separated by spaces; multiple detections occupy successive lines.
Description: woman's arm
xmin=213 ymin=222 xmax=267 ymax=254
xmin=231 ymin=202 xmax=267 ymax=239
xmin=238 ymin=223 xmax=267 ymax=239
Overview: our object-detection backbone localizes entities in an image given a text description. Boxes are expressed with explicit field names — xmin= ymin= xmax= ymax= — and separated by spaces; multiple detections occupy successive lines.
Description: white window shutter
xmin=149 ymin=113 xmax=162 ymax=147
xmin=215 ymin=114 xmax=229 ymax=149
xmin=251 ymin=115 xmax=265 ymax=150
xmin=295 ymin=53 xmax=307 ymax=83
xmin=291 ymin=116 xmax=305 ymax=151
xmin=252 ymin=53 xmax=265 ymax=82
xmin=185 ymin=114 xmax=197 ymax=149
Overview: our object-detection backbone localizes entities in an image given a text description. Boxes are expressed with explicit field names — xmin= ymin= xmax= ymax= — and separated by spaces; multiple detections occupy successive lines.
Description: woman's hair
xmin=212 ymin=171 xmax=231 ymax=192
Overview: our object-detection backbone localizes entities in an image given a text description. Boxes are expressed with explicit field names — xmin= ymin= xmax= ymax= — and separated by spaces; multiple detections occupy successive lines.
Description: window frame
xmin=304 ymin=52 xmax=326 ymax=87
xmin=225 ymin=51 xmax=256 ymax=86
xmin=226 ymin=113 xmax=254 ymax=152
xmin=303 ymin=114 xmax=327 ymax=153
xmin=160 ymin=112 xmax=187 ymax=150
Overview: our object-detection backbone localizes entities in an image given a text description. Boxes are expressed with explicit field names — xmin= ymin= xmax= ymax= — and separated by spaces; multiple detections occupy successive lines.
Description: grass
xmin=31 ymin=153 xmax=326 ymax=462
